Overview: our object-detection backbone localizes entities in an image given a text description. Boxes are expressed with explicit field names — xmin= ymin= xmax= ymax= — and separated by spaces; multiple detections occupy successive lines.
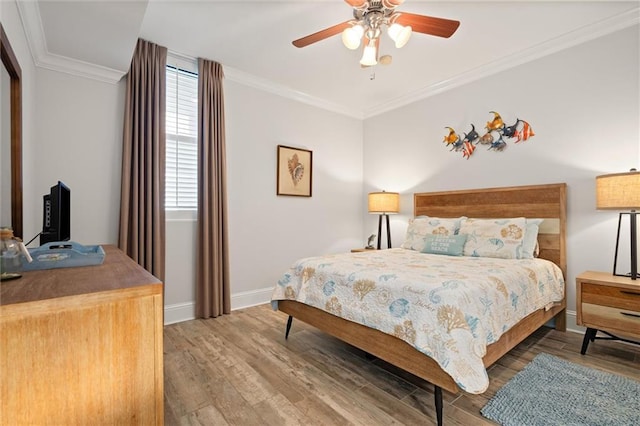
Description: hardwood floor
xmin=164 ymin=304 xmax=640 ymax=425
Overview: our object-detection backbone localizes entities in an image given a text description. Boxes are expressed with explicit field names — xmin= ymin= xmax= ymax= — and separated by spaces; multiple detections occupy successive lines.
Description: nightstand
xmin=351 ymin=248 xmax=377 ymax=253
xmin=576 ymin=271 xmax=640 ymax=354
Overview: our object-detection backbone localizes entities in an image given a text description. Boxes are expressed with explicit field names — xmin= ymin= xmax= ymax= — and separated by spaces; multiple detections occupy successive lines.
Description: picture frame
xmin=277 ymin=145 xmax=312 ymax=197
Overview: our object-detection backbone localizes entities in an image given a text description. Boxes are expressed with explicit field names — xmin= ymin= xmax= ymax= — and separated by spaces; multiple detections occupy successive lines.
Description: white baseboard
xmin=164 ymin=302 xmax=195 ymax=325
xmin=230 ymin=287 xmax=274 ymax=310
xmin=566 ymin=309 xmax=583 ymax=334
xmin=163 ymin=286 xmax=273 ymax=325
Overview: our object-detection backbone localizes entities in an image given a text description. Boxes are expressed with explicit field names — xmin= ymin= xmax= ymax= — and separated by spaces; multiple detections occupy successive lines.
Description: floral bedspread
xmin=271 ymin=248 xmax=564 ymax=394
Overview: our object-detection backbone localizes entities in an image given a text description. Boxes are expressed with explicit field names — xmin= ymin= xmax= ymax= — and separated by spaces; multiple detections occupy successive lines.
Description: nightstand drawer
xmin=581 ymin=283 xmax=640 ymax=311
xmin=582 ymin=303 xmax=640 ymax=336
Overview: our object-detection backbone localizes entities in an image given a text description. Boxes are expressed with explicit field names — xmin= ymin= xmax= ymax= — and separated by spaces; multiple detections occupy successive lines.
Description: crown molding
xmin=16 ymin=0 xmax=126 ymax=84
xmin=363 ymin=7 xmax=640 ymax=118
xmin=223 ymin=66 xmax=364 ymax=119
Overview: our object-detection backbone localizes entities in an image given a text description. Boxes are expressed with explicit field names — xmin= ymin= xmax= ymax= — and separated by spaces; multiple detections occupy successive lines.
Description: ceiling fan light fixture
xmin=342 ymin=24 xmax=364 ymax=50
xmin=388 ymin=23 xmax=412 ymax=48
xmin=360 ymin=40 xmax=378 ymax=66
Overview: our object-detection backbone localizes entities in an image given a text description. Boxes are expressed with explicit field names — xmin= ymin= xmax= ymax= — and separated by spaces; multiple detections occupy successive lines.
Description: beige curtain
xmin=196 ymin=59 xmax=230 ymax=318
xmin=119 ymin=39 xmax=167 ymax=282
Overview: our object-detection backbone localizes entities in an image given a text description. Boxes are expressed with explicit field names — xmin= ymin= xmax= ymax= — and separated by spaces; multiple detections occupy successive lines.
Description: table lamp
xmin=368 ymin=191 xmax=399 ymax=249
xmin=596 ymin=169 xmax=640 ymax=279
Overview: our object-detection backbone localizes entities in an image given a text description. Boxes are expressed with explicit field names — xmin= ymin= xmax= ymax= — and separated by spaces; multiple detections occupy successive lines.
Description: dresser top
xmin=577 ymin=270 xmax=640 ymax=291
xmin=0 ymin=245 xmax=162 ymax=306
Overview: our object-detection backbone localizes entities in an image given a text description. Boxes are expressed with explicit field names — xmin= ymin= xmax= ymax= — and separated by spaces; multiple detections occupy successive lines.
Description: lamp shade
xmin=342 ymin=25 xmax=364 ymax=50
xmin=596 ymin=171 xmax=640 ymax=210
xmin=387 ymin=23 xmax=412 ymax=48
xmin=360 ymin=41 xmax=378 ymax=66
xmin=368 ymin=191 xmax=399 ymax=214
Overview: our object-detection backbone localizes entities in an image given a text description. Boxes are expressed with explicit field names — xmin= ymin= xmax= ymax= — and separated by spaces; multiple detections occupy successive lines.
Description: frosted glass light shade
xmin=360 ymin=42 xmax=378 ymax=66
xmin=388 ymin=23 xmax=412 ymax=48
xmin=368 ymin=191 xmax=400 ymax=214
xmin=596 ymin=171 xmax=640 ymax=210
xmin=342 ymin=25 xmax=364 ymax=50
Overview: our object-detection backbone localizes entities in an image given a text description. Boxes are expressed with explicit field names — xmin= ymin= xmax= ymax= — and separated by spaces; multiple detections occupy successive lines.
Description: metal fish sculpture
xmin=479 ymin=132 xmax=495 ymax=145
xmin=514 ymin=120 xmax=535 ymax=142
xmin=443 ymin=127 xmax=460 ymax=148
xmin=502 ymin=119 xmax=522 ymax=138
xmin=462 ymin=141 xmax=476 ymax=159
xmin=486 ymin=111 xmax=504 ymax=131
xmin=488 ymin=136 xmax=507 ymax=151
xmin=450 ymin=138 xmax=464 ymax=151
xmin=462 ymin=124 xmax=480 ymax=145
xmin=444 ymin=113 xmax=533 ymax=159
xmin=287 ymin=153 xmax=304 ymax=186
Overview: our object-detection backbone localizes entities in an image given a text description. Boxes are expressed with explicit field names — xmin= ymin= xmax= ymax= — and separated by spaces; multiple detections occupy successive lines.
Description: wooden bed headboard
xmin=414 ymin=183 xmax=567 ymax=277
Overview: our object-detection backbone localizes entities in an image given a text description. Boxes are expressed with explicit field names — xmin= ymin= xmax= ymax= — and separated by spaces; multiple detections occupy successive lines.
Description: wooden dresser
xmin=0 ymin=245 xmax=163 ymax=425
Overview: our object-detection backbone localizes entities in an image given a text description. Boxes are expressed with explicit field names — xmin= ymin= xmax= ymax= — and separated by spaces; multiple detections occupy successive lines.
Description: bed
xmin=271 ymin=183 xmax=567 ymax=425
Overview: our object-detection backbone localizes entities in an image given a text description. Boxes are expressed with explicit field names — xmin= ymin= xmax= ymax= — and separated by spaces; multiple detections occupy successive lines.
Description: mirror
xmin=1 ymin=24 xmax=23 ymax=239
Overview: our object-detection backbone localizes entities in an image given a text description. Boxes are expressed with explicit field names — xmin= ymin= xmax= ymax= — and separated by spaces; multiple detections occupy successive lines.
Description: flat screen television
xmin=40 ymin=181 xmax=71 ymax=245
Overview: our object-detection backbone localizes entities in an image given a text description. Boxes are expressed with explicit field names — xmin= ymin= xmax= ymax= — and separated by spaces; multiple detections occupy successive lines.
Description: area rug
xmin=481 ymin=353 xmax=640 ymax=426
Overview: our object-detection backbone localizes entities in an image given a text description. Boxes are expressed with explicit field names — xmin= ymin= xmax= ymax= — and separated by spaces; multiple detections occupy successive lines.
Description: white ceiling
xmin=19 ymin=1 xmax=640 ymax=118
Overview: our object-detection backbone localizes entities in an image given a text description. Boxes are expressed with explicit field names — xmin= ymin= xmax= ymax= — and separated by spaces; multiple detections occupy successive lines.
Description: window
xmin=166 ymin=63 xmax=198 ymax=210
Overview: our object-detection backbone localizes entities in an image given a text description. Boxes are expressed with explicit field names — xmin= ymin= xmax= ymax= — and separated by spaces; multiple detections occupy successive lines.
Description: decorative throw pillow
xmin=522 ymin=218 xmax=543 ymax=259
xmin=401 ymin=216 xmax=465 ymax=251
xmin=459 ymin=217 xmax=527 ymax=259
xmin=421 ymin=234 xmax=467 ymax=256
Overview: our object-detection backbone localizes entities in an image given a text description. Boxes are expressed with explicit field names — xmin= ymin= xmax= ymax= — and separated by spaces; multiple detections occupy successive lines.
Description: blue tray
xmin=22 ymin=241 xmax=105 ymax=271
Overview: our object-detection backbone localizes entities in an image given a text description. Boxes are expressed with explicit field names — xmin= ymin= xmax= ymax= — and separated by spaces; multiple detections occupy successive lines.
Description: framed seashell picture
xmin=277 ymin=145 xmax=312 ymax=197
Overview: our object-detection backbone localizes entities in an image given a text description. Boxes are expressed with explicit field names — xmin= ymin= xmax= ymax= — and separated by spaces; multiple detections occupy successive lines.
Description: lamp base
xmin=613 ymin=212 xmax=638 ymax=280
xmin=376 ymin=214 xmax=392 ymax=250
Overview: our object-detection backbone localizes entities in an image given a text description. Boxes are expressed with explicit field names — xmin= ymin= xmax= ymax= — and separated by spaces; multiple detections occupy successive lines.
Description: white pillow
xmin=522 ymin=219 xmax=543 ymax=259
xmin=459 ymin=217 xmax=527 ymax=259
xmin=401 ymin=216 xmax=465 ymax=251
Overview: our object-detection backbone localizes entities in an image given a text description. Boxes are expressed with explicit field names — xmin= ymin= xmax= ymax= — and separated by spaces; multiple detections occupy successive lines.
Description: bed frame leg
xmin=434 ymin=385 xmax=443 ymax=426
xmin=285 ymin=315 xmax=293 ymax=339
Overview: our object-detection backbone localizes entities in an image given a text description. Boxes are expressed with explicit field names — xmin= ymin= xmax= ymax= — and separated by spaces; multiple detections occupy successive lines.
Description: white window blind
xmin=166 ymin=65 xmax=198 ymax=210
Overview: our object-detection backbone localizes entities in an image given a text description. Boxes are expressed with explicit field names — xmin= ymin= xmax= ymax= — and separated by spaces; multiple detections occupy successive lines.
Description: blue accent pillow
xmin=401 ymin=216 xmax=466 ymax=251
xmin=421 ymin=234 xmax=467 ymax=256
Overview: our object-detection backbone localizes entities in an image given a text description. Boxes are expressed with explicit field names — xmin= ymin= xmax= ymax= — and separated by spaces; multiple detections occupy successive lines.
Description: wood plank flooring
xmin=164 ymin=304 xmax=640 ymax=425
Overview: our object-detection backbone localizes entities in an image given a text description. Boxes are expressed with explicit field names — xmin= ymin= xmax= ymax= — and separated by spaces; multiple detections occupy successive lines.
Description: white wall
xmin=226 ymin=81 xmax=364 ymax=289
xmin=362 ymin=25 xmax=640 ymax=332
xmin=33 ymin=68 xmax=125 ymax=246
xmin=165 ymin=79 xmax=364 ymax=323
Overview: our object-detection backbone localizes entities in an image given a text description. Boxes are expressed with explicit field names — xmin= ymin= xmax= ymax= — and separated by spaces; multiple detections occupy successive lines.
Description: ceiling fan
xmin=292 ymin=0 xmax=460 ymax=67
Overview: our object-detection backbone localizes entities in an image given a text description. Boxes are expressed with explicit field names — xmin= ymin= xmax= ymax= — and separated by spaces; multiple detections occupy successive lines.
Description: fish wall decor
xmin=443 ymin=111 xmax=535 ymax=159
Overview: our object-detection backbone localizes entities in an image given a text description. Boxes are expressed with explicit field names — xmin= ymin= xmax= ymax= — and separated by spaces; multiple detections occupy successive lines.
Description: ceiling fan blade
xmin=395 ymin=12 xmax=460 ymax=38
xmin=344 ymin=0 xmax=367 ymax=7
xmin=292 ymin=21 xmax=352 ymax=48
